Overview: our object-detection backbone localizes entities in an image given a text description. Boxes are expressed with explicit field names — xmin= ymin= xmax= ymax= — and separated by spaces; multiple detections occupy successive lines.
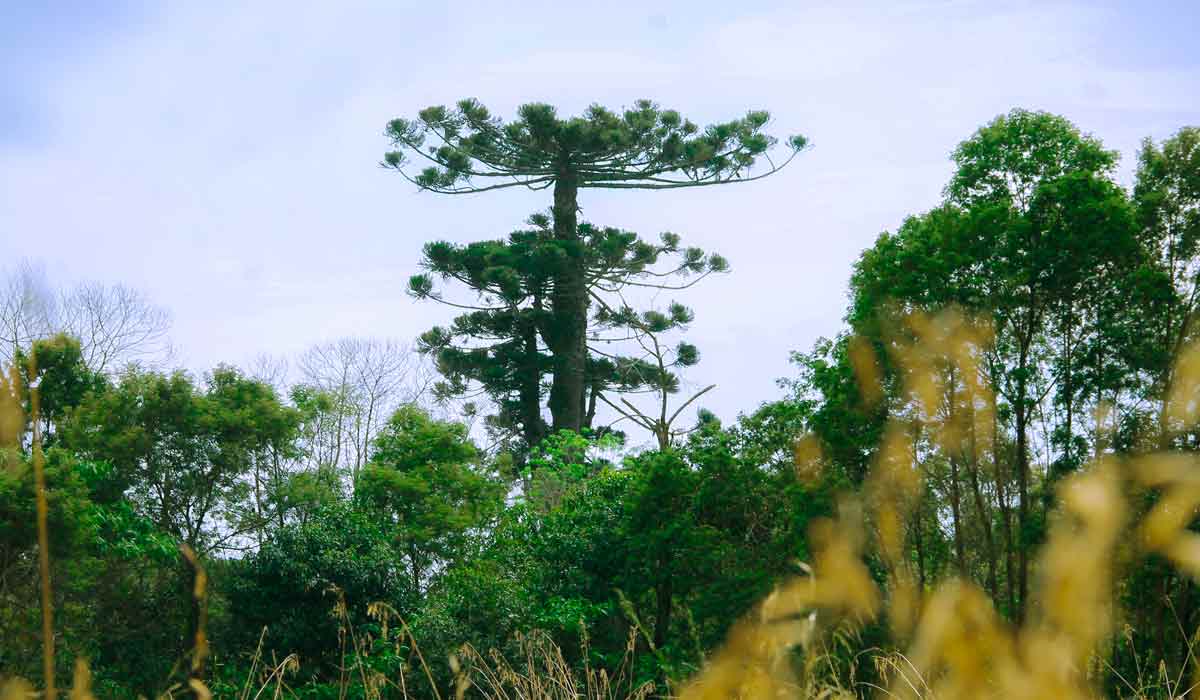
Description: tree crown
xmin=384 ymin=98 xmax=807 ymax=193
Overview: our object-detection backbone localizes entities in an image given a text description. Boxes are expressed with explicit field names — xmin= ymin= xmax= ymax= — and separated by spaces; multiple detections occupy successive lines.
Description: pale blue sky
xmin=2 ymin=1 xmax=1198 ymax=446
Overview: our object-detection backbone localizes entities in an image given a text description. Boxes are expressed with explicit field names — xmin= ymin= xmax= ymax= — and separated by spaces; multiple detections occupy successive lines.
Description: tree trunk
xmin=584 ymin=381 xmax=599 ymax=430
xmin=409 ymin=544 xmax=423 ymax=595
xmin=252 ymin=460 xmax=265 ymax=546
xmin=913 ymin=498 xmax=926 ymax=589
xmin=948 ymin=453 xmax=967 ymax=577
xmin=547 ymin=171 xmax=587 ymax=432
xmin=274 ymin=449 xmax=286 ymax=529
xmin=653 ymin=574 xmax=673 ymax=650
xmin=1015 ymin=339 xmax=1031 ymax=621
xmin=946 ymin=370 xmax=967 ymax=577
xmin=520 ymin=306 xmax=545 ymax=447
xmin=994 ymin=404 xmax=1016 ymax=617
xmin=967 ymin=413 xmax=999 ymax=598
xmin=180 ymin=548 xmax=207 ymax=698
xmin=1060 ymin=311 xmax=1076 ymax=478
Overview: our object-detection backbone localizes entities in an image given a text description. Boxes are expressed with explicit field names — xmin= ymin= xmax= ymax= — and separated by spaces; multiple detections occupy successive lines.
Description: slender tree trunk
xmin=1063 ymin=318 xmax=1074 ymax=474
xmin=968 ymin=413 xmax=999 ymax=598
xmin=520 ymin=306 xmax=545 ymax=447
xmin=1094 ymin=341 xmax=1105 ymax=459
xmin=409 ymin=544 xmax=423 ymax=595
xmin=946 ymin=371 xmax=967 ymax=577
xmin=274 ymin=449 xmax=285 ymax=529
xmin=547 ymin=170 xmax=587 ymax=432
xmin=180 ymin=550 xmax=207 ymax=697
xmin=654 ymin=566 xmax=673 ymax=650
xmin=584 ymin=381 xmax=599 ymax=429
xmin=913 ymin=498 xmax=926 ymax=590
xmin=994 ymin=405 xmax=1016 ymax=617
xmin=948 ymin=453 xmax=967 ymax=577
xmin=1015 ymin=338 xmax=1031 ymax=621
xmin=359 ymin=395 xmax=377 ymax=482
xmin=252 ymin=460 xmax=265 ymax=546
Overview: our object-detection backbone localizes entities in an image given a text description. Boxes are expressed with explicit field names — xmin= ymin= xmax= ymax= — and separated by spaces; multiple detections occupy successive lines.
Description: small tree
xmin=357 ymin=405 xmax=501 ymax=593
xmin=14 ymin=334 xmax=107 ymax=445
xmin=593 ymin=301 xmax=714 ymax=451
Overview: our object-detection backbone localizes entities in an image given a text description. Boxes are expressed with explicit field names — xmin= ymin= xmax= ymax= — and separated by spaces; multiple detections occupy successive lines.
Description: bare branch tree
xmin=297 ymin=337 xmax=432 ymax=482
xmin=59 ymin=281 xmax=173 ymax=373
xmin=0 ymin=261 xmax=57 ymax=365
xmin=0 ymin=260 xmax=174 ymax=373
xmin=592 ymin=303 xmax=715 ymax=451
xmin=249 ymin=352 xmax=290 ymax=393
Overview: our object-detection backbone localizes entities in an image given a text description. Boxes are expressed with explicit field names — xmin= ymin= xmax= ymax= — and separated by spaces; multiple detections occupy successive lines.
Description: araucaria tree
xmin=410 ymin=213 xmax=728 ymax=451
xmin=384 ymin=99 xmax=805 ymax=433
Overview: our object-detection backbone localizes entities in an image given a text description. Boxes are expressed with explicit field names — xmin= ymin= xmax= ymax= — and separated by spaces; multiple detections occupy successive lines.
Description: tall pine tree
xmin=384 ymin=99 xmax=804 ymax=431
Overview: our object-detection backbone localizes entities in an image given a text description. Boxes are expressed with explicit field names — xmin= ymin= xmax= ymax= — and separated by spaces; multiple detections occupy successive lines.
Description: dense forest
xmin=3 ymin=102 xmax=1200 ymax=699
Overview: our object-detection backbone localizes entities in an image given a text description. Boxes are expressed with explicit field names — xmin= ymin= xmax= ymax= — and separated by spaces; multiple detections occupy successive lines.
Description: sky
xmin=2 ymin=0 xmax=1199 ymax=447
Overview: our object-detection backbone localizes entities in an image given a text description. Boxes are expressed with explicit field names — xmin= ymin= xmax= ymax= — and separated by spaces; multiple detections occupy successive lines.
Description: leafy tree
xmin=357 ymin=405 xmax=501 ymax=593
xmin=223 ymin=501 xmax=410 ymax=683
xmin=467 ymin=424 xmax=821 ymax=687
xmin=946 ymin=113 xmax=1132 ymax=616
xmin=765 ymin=110 xmax=1153 ymax=624
xmin=0 ymin=446 xmax=97 ymax=684
xmin=384 ymin=99 xmax=804 ymax=432
xmin=63 ymin=365 xmax=299 ymax=552
xmin=14 ymin=335 xmax=106 ymax=443
xmin=1133 ymin=127 xmax=1200 ymax=435
xmin=0 ymin=448 xmax=97 ymax=594
xmin=783 ymin=335 xmax=887 ymax=486
xmin=843 ymin=109 xmax=1137 ymax=617
xmin=1116 ymin=126 xmax=1200 ymax=674
xmin=0 ymin=446 xmax=178 ymax=692
xmin=946 ymin=109 xmax=1117 ymax=209
xmin=522 ymin=428 xmax=621 ymax=510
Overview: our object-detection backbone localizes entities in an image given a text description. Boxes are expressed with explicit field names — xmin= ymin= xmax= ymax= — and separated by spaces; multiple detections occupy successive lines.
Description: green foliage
xmin=782 ymin=336 xmax=885 ymax=485
xmin=15 ymin=334 xmax=107 ymax=444
xmin=412 ymin=214 xmax=727 ymax=450
xmin=523 ymin=429 xmax=621 ymax=510
xmin=0 ymin=447 xmax=181 ymax=694
xmin=947 ymin=108 xmax=1117 ymax=209
xmin=784 ymin=112 xmax=1200 ymax=643
xmin=1133 ymin=126 xmax=1200 ymax=383
xmin=0 ymin=448 xmax=98 ymax=570
xmin=384 ymin=99 xmax=804 ymax=194
xmin=224 ymin=501 xmax=411 ymax=683
xmin=63 ymin=365 xmax=300 ymax=551
xmin=357 ymin=405 xmax=502 ymax=592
